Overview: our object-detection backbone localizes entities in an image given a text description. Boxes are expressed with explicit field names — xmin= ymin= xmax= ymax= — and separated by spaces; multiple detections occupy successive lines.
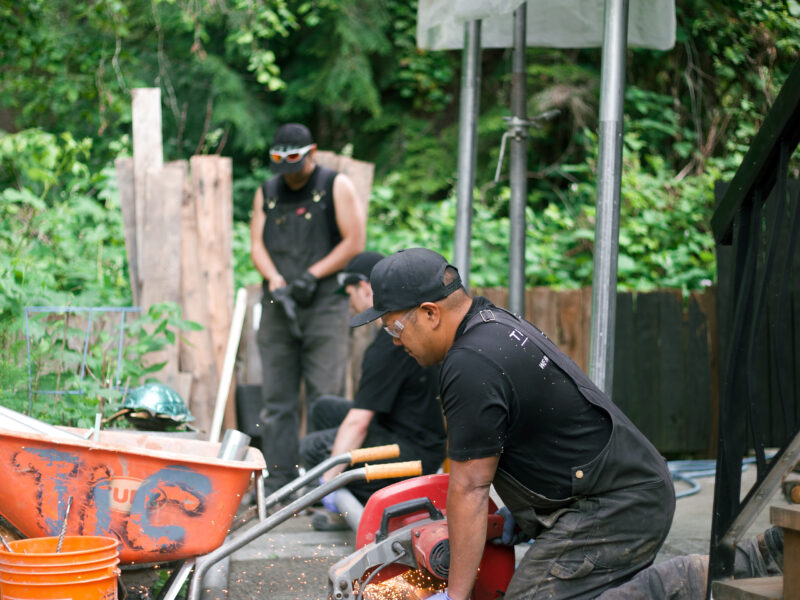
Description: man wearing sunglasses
xmin=299 ymin=251 xmax=446 ymax=530
xmin=250 ymin=123 xmax=366 ymax=496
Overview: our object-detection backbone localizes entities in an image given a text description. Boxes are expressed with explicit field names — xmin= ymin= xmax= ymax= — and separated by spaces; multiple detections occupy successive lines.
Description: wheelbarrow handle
xmin=364 ymin=460 xmax=422 ymax=482
xmin=349 ymin=444 xmax=400 ymax=464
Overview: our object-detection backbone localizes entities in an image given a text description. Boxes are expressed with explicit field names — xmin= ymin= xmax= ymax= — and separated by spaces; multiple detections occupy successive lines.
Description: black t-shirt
xmin=440 ymin=297 xmax=612 ymax=500
xmin=355 ymin=329 xmax=446 ymax=459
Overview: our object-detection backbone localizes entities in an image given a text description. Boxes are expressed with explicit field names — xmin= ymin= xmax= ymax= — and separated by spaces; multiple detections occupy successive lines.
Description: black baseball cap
xmin=336 ymin=251 xmax=385 ymax=293
xmin=269 ymin=123 xmax=315 ymax=174
xmin=350 ymin=248 xmax=463 ymax=327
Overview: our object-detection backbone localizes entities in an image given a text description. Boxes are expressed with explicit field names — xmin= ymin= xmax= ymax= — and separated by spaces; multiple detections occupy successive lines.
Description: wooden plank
xmin=190 ymin=156 xmax=234 ymax=374
xmin=478 ymin=287 xmax=510 ymax=311
xmin=237 ymin=283 xmax=263 ymax=386
xmin=557 ymin=290 xmax=584 ymax=370
xmin=658 ymin=290 xmax=686 ymax=455
xmin=190 ymin=155 xmax=235 ymax=430
xmin=687 ymin=290 xmax=714 ymax=455
xmin=529 ymin=287 xmax=557 ymax=341
xmin=139 ymin=163 xmax=184 ymax=378
xmin=772 ymin=505 xmax=800 ymax=597
xmin=179 ymin=158 xmax=220 ymax=435
xmin=612 ymin=291 xmax=636 ymax=420
xmin=348 ymin=321 xmax=373 ymax=399
xmin=634 ymin=292 xmax=662 ymax=447
xmin=314 ymin=151 xmax=374 ymax=214
xmin=114 ymin=157 xmax=139 ymax=305
xmin=580 ymin=287 xmax=592 ymax=374
xmin=131 ymin=88 xmax=163 ymax=289
xmin=711 ymin=576 xmax=783 ymax=600
xmin=771 ymin=504 xmax=800 ymax=531
xmin=695 ymin=287 xmax=720 ymax=457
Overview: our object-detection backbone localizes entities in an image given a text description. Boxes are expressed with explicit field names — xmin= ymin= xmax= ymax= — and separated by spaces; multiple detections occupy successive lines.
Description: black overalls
xmin=257 ymin=166 xmax=350 ymax=489
xmin=462 ymin=307 xmax=676 ymax=600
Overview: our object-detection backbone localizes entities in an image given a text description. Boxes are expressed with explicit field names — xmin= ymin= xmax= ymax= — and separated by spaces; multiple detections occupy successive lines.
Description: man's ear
xmin=419 ymin=302 xmax=441 ymax=327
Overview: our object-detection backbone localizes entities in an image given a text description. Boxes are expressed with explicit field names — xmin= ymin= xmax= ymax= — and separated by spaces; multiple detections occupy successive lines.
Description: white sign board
xmin=418 ymin=0 xmax=675 ymax=50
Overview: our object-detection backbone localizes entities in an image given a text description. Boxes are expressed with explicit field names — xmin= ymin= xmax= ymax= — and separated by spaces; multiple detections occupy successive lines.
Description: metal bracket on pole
xmin=494 ymin=111 xmax=560 ymax=184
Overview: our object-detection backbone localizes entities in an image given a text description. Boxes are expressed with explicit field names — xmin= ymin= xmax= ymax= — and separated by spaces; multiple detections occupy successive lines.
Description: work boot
xmin=756 ymin=525 xmax=784 ymax=573
xmin=311 ymin=508 xmax=349 ymax=531
xmin=734 ymin=525 xmax=784 ymax=578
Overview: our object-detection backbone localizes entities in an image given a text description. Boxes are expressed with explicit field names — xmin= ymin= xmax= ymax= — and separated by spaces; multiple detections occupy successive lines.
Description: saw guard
xmin=330 ymin=474 xmax=515 ymax=600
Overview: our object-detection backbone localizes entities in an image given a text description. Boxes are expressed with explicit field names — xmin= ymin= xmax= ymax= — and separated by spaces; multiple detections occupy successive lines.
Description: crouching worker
xmin=350 ymin=248 xmax=676 ymax=600
xmin=299 ymin=251 xmax=447 ymax=531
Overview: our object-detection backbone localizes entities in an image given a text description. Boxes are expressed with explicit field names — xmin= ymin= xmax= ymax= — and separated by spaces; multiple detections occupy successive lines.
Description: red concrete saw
xmin=328 ymin=474 xmax=515 ymax=600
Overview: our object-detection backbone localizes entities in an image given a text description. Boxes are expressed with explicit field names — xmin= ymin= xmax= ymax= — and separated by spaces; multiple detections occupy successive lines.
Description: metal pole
xmin=589 ymin=0 xmax=629 ymax=393
xmin=508 ymin=2 xmax=527 ymax=316
xmin=454 ymin=20 xmax=482 ymax=291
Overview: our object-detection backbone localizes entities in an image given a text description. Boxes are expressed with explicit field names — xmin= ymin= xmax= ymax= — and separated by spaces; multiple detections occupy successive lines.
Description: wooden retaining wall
xmin=474 ymin=286 xmax=719 ymax=457
xmin=238 ymin=285 xmax=720 ymax=458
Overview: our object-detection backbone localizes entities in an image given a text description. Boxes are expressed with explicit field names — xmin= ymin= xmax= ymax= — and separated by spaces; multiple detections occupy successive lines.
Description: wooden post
xmin=131 ymin=88 xmax=163 ymax=293
xmin=190 ymin=155 xmax=235 ymax=429
xmin=139 ymin=162 xmax=184 ymax=377
xmin=114 ymin=157 xmax=139 ymax=305
xmin=177 ymin=159 xmax=219 ymax=434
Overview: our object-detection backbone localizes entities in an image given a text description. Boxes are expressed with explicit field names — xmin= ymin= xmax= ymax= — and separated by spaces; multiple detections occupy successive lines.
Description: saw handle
xmin=364 ymin=460 xmax=422 ymax=482
xmin=349 ymin=444 xmax=400 ymax=465
xmin=375 ymin=496 xmax=444 ymax=542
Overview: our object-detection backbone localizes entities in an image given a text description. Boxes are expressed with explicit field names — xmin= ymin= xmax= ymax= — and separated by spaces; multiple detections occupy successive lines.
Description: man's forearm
xmin=445 ymin=481 xmax=490 ymax=600
xmin=322 ymin=410 xmax=372 ymax=481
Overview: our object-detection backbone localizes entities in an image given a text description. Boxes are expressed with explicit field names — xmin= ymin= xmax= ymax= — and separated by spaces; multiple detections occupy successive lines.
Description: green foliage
xmin=2 ymin=303 xmax=199 ymax=428
xmin=0 ymin=128 xmax=197 ymax=426
xmin=367 ymin=123 xmax=720 ymax=293
xmin=3 ymin=0 xmax=799 ymax=303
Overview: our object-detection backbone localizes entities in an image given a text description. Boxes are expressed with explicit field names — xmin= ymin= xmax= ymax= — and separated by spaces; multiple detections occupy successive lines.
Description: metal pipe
xmin=508 ymin=2 xmax=528 ymax=316
xmin=454 ymin=20 xmax=482 ymax=291
xmin=187 ymin=468 xmax=372 ymax=600
xmin=334 ymin=487 xmax=364 ymax=532
xmin=588 ymin=0 xmax=629 ymax=393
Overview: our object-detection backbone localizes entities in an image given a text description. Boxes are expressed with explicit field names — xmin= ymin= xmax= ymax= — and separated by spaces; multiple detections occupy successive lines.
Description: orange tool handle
xmin=349 ymin=444 xmax=400 ymax=464
xmin=364 ymin=460 xmax=422 ymax=482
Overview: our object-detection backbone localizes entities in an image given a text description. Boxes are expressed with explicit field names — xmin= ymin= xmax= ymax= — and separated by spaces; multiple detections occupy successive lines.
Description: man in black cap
xmin=250 ymin=123 xmax=365 ymax=494
xmin=299 ymin=251 xmax=446 ymax=529
xmin=350 ymin=247 xmax=676 ymax=600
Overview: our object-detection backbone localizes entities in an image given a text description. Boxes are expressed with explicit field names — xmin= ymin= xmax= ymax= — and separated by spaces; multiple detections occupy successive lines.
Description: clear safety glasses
xmin=383 ymin=307 xmax=417 ymax=339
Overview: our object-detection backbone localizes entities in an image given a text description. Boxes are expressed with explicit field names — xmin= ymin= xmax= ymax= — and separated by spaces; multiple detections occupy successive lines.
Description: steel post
xmin=508 ymin=2 xmax=528 ymax=316
xmin=589 ymin=0 xmax=628 ymax=393
xmin=454 ymin=20 xmax=482 ymax=291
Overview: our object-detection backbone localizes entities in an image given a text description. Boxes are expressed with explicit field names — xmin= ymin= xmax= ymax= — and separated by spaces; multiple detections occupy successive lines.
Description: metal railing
xmin=707 ymin=57 xmax=800 ymax=595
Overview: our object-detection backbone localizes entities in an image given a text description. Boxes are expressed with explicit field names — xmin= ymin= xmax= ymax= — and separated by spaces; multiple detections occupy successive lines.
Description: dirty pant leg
xmin=257 ymin=297 xmax=303 ymax=486
xmin=595 ymin=554 xmax=709 ymax=600
xmin=298 ymin=295 xmax=350 ymax=404
xmin=504 ymin=480 xmax=674 ymax=600
xmin=596 ymin=529 xmax=782 ymax=599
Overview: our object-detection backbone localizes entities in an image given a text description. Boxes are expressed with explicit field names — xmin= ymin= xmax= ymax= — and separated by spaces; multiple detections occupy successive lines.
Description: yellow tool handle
xmin=349 ymin=444 xmax=400 ymax=464
xmin=364 ymin=460 xmax=422 ymax=482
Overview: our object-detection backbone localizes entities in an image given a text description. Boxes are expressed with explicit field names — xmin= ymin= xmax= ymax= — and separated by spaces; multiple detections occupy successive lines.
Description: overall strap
xmin=463 ymin=307 xmax=597 ymax=392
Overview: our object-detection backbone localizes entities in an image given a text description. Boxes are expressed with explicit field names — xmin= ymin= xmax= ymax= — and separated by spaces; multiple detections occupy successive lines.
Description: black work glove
xmin=289 ymin=271 xmax=318 ymax=307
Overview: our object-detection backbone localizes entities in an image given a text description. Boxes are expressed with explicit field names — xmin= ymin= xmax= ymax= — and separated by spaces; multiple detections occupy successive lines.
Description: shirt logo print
xmin=508 ymin=328 xmax=530 ymax=347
